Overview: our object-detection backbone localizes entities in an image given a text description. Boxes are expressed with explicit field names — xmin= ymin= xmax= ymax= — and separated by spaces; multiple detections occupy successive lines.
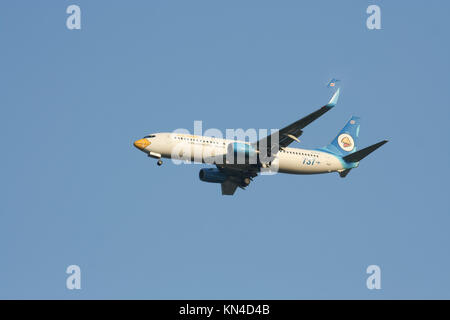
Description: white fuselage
xmin=137 ymin=133 xmax=345 ymax=174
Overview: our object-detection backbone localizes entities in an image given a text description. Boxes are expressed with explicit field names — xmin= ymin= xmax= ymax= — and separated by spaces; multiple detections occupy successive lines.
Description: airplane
xmin=133 ymin=88 xmax=388 ymax=195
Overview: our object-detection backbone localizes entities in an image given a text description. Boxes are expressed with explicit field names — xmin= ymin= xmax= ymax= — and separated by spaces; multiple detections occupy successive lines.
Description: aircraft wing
xmin=221 ymin=180 xmax=239 ymax=195
xmin=254 ymin=88 xmax=340 ymax=159
xmin=215 ymin=164 xmax=258 ymax=195
xmin=209 ymin=89 xmax=340 ymax=195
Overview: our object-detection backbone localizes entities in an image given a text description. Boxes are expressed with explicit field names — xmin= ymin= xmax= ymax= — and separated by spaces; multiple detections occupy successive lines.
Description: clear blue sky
xmin=1 ymin=1 xmax=449 ymax=299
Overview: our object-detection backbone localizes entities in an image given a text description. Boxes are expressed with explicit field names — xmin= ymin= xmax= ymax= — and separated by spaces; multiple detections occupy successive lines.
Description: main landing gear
xmin=157 ymin=159 xmax=163 ymax=166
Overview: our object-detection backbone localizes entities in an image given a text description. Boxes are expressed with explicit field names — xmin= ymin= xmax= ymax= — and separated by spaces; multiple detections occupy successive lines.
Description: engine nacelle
xmin=199 ymin=168 xmax=228 ymax=183
xmin=227 ymin=142 xmax=258 ymax=164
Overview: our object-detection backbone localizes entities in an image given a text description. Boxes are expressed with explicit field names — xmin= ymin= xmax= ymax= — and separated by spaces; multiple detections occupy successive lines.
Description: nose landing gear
xmin=147 ymin=152 xmax=163 ymax=166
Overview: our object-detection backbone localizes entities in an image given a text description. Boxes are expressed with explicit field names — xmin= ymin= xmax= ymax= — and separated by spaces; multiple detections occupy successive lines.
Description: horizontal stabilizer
xmin=343 ymin=140 xmax=388 ymax=163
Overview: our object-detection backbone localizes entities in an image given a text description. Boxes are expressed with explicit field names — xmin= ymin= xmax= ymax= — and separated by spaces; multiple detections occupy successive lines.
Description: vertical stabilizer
xmin=326 ymin=116 xmax=360 ymax=156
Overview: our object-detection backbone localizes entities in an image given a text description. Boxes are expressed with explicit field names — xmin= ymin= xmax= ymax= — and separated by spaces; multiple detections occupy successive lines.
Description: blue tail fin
xmin=326 ymin=116 xmax=360 ymax=156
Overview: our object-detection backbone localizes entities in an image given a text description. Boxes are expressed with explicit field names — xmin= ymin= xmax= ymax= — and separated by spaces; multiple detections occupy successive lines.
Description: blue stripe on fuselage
xmin=314 ymin=147 xmax=359 ymax=170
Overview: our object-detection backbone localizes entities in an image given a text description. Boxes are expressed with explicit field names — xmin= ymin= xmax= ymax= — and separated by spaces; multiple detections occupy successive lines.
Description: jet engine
xmin=199 ymin=168 xmax=228 ymax=183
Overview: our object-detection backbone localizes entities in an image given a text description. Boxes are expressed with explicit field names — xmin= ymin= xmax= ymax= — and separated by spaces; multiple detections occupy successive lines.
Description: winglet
xmin=326 ymin=88 xmax=340 ymax=108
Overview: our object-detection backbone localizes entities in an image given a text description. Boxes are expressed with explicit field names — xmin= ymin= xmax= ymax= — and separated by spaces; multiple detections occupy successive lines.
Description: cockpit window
xmin=144 ymin=135 xmax=156 ymax=139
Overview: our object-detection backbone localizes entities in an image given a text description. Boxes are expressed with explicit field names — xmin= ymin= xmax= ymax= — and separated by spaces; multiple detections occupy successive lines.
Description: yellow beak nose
xmin=133 ymin=139 xmax=150 ymax=150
